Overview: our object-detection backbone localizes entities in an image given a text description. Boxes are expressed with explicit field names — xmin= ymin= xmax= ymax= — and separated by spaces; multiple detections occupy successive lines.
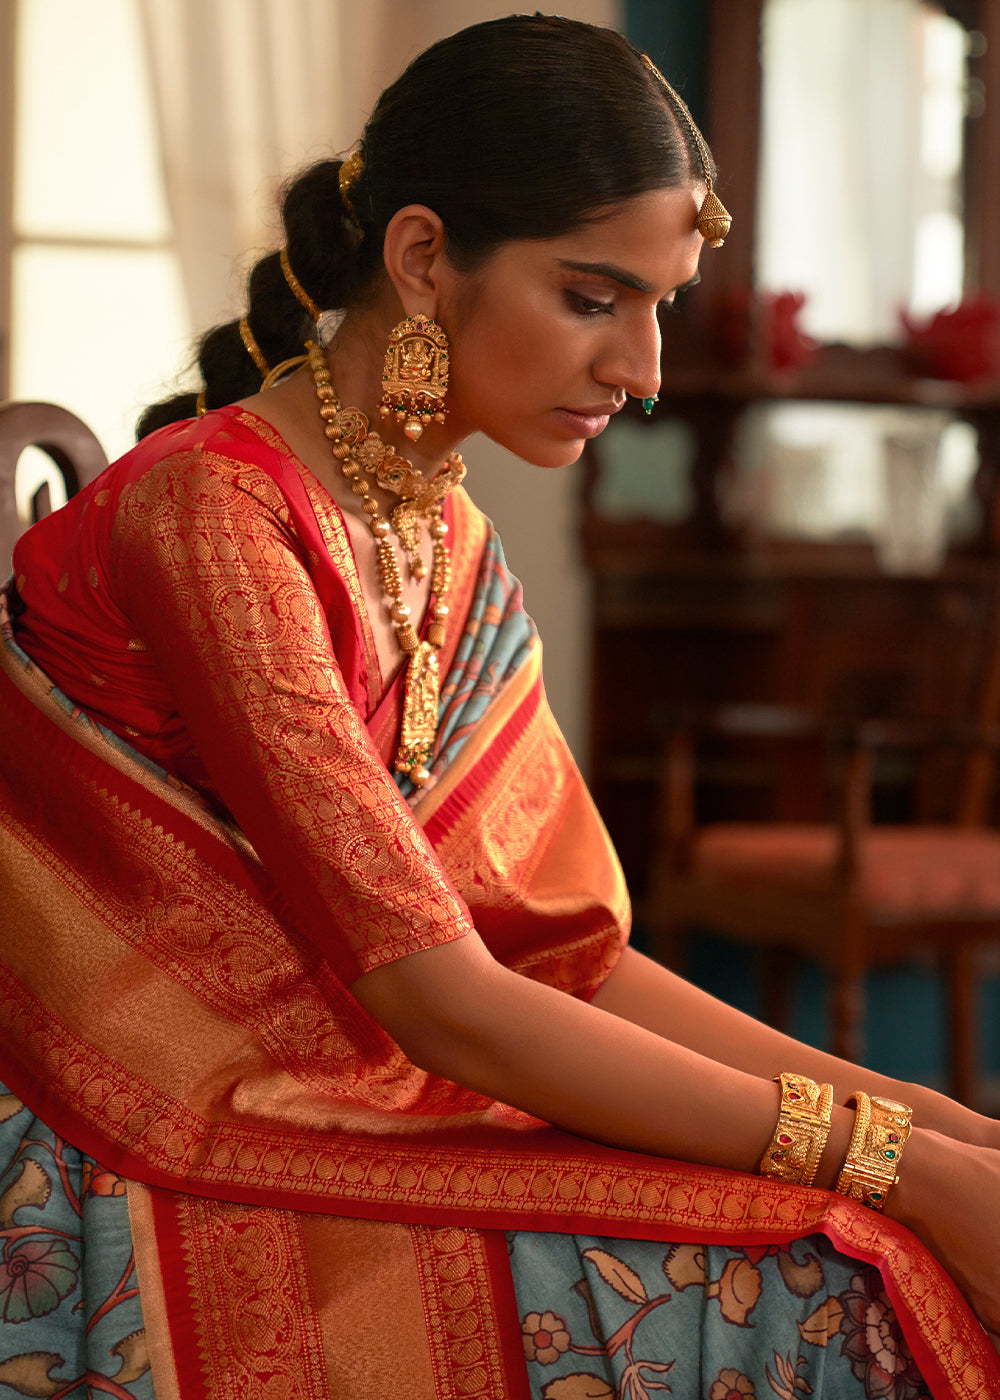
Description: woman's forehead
xmin=513 ymin=186 xmax=706 ymax=289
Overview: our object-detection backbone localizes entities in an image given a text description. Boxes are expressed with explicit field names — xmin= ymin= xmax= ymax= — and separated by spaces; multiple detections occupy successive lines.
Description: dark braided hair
xmin=138 ymin=14 xmax=713 ymax=439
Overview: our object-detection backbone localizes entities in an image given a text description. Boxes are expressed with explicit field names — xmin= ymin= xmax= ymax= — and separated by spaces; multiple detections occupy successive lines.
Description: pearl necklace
xmin=307 ymin=341 xmax=460 ymax=786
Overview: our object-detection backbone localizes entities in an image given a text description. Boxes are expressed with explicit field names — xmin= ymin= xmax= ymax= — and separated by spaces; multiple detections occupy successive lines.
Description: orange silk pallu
xmin=1 ymin=619 xmax=997 ymax=1399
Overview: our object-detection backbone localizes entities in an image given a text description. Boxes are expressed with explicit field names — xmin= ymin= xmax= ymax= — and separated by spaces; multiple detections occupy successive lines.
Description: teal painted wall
xmin=624 ymin=0 xmax=709 ymax=126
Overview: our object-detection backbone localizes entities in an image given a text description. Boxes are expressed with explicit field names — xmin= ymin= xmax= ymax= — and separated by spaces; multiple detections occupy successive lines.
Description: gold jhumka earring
xmin=379 ymin=316 xmax=450 ymax=442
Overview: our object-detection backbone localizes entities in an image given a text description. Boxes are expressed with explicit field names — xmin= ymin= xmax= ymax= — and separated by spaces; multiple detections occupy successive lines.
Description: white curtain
xmin=139 ymin=0 xmax=620 ymax=334
xmin=756 ymin=0 xmax=962 ymax=346
xmin=138 ymin=0 xmax=345 ymax=332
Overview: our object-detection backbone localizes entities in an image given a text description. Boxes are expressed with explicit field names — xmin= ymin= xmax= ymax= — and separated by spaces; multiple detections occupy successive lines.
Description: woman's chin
xmin=484 ymin=431 xmax=586 ymax=470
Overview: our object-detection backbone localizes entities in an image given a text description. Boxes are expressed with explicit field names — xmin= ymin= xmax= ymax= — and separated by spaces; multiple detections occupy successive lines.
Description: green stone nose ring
xmin=643 ymin=395 xmax=659 ymax=416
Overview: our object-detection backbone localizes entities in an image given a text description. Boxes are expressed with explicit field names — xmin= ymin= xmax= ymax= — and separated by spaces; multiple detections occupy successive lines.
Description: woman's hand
xmin=889 ymin=1127 xmax=1000 ymax=1337
xmin=891 ymin=1080 xmax=1000 ymax=1152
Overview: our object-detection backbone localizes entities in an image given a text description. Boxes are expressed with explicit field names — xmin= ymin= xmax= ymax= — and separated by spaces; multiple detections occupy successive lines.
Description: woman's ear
xmin=382 ymin=205 xmax=449 ymax=316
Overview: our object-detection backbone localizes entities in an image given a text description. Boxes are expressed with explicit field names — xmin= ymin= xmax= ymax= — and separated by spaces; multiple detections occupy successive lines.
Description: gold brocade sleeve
xmin=109 ymin=448 xmax=475 ymax=983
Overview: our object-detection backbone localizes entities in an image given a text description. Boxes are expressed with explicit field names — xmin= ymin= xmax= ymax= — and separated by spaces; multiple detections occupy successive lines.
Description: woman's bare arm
xmin=353 ymin=932 xmax=851 ymax=1186
xmin=591 ymin=946 xmax=996 ymax=1149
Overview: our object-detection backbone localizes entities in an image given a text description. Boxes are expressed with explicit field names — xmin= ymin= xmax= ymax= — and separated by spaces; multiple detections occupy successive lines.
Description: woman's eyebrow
xmin=557 ymin=260 xmax=702 ymax=297
xmin=558 ymin=259 xmax=651 ymax=291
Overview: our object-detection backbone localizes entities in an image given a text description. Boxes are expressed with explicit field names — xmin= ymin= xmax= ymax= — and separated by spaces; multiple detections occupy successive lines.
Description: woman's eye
xmin=566 ymin=290 xmax=614 ymax=316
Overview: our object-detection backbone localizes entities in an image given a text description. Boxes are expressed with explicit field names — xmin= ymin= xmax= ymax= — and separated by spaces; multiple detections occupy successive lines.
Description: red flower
xmin=709 ymin=1367 xmax=756 ymax=1399
xmin=81 ymin=1161 xmax=126 ymax=1198
xmin=522 ymin=1310 xmax=573 ymax=1366
xmin=839 ymin=1268 xmax=925 ymax=1400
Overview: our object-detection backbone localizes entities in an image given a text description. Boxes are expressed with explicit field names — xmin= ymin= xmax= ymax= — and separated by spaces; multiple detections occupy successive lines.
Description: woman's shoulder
xmin=103 ymin=406 xmax=302 ymax=513
xmin=126 ymin=404 xmax=295 ymax=477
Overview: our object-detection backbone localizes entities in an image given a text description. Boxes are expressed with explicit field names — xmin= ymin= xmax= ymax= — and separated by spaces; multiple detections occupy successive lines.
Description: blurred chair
xmin=0 ymin=401 xmax=108 ymax=568
xmin=645 ymin=576 xmax=1000 ymax=1108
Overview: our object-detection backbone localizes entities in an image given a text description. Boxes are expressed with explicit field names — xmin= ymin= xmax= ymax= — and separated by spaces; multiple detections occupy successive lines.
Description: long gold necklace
xmin=307 ymin=341 xmax=460 ymax=786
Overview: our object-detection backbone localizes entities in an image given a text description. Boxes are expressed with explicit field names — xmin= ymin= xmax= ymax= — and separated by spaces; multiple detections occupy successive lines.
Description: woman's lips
xmin=554 ymin=406 xmax=615 ymax=438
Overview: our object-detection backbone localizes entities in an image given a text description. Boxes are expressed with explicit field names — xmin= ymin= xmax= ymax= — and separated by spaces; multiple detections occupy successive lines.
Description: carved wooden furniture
xmin=0 ymin=401 xmax=108 ymax=568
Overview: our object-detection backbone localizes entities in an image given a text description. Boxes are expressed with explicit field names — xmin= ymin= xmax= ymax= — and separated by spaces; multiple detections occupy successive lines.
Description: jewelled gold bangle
xmin=759 ymin=1072 xmax=834 ymax=1187
xmin=835 ymin=1093 xmax=913 ymax=1211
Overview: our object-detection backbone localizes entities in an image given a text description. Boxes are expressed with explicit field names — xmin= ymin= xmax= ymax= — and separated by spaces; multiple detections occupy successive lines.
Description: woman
xmin=0 ymin=15 xmax=998 ymax=1400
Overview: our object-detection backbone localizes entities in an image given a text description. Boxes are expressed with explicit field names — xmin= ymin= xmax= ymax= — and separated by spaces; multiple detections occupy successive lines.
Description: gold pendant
xmin=390 ymin=501 xmax=427 ymax=579
xmin=395 ymin=641 xmax=440 ymax=784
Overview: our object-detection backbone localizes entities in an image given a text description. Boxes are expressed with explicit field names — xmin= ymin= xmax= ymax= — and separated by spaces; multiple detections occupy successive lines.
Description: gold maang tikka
xmin=379 ymin=315 xmax=450 ymax=442
xmin=641 ymin=55 xmax=733 ymax=248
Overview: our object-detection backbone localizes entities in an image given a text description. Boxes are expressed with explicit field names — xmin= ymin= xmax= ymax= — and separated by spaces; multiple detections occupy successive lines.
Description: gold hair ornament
xmin=261 ymin=355 xmax=309 ymax=391
xmin=307 ymin=340 xmax=464 ymax=785
xmin=280 ymin=247 xmax=322 ymax=322
xmin=281 ymin=247 xmax=346 ymax=350
xmin=339 ymin=148 xmax=364 ymax=227
xmin=242 ymin=263 xmax=314 ymax=391
xmin=641 ymin=55 xmax=732 ymax=248
xmin=835 ymin=1093 xmax=912 ymax=1211
xmin=239 ymin=317 xmax=270 ymax=378
xmin=759 ymin=1072 xmax=834 ymax=1187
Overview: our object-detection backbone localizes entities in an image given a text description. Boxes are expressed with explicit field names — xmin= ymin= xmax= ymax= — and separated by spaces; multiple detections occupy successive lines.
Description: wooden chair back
xmin=774 ymin=571 xmax=1000 ymax=827
xmin=0 ymin=401 xmax=108 ymax=569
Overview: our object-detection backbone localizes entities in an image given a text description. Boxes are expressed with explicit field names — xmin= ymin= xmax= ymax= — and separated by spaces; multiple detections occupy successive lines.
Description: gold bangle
xmin=759 ymin=1072 xmax=834 ymax=1187
xmin=835 ymin=1092 xmax=912 ymax=1211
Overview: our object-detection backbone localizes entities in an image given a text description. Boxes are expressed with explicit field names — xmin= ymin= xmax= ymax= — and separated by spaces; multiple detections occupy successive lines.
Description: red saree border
xmin=131 ymin=1185 xmax=533 ymax=1400
xmin=483 ymin=1227 xmax=535 ymax=1400
xmin=411 ymin=1224 xmax=527 ymax=1400
xmin=126 ymin=1185 xmax=183 ymax=1400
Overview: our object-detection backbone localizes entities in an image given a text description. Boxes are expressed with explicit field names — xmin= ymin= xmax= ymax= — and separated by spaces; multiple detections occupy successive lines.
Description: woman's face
xmin=439 ymin=186 xmax=705 ymax=468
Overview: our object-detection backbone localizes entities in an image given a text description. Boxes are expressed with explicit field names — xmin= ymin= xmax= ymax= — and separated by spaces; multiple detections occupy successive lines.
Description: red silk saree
xmin=0 ymin=409 xmax=996 ymax=1398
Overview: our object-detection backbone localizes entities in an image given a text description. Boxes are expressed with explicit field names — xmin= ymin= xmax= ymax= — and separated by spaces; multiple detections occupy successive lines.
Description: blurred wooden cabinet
xmin=584 ymin=539 xmax=1000 ymax=896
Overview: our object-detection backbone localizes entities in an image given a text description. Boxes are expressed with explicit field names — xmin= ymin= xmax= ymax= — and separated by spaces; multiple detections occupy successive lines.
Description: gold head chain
xmin=642 ymin=55 xmax=732 ymax=247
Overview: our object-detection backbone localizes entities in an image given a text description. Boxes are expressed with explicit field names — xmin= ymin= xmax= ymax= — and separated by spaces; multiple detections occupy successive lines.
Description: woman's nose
xmin=594 ymin=312 xmax=661 ymax=402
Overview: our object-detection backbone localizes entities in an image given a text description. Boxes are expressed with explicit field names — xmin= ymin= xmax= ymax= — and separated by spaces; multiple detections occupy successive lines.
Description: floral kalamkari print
xmin=0 ymin=1089 xmax=153 ymax=1398
xmin=509 ymin=1231 xmax=931 ymax=1400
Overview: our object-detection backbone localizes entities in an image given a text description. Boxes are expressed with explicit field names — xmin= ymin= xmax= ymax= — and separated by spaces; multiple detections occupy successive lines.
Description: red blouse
xmin=12 ymin=407 xmax=476 ymax=984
